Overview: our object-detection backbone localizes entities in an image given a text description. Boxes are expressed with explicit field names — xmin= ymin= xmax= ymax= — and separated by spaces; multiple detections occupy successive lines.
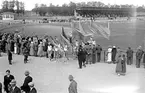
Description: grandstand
xmin=74 ymin=7 xmax=136 ymax=19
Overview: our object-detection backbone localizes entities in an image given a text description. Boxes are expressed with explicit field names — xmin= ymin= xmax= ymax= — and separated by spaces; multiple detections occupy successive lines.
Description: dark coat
xmin=10 ymin=40 xmax=15 ymax=52
xmin=29 ymin=88 xmax=37 ymax=93
xmin=136 ymin=49 xmax=144 ymax=59
xmin=10 ymin=86 xmax=21 ymax=93
xmin=4 ymin=75 xmax=15 ymax=92
xmin=68 ymin=80 xmax=77 ymax=93
xmin=21 ymin=76 xmax=33 ymax=93
xmin=23 ymin=47 xmax=29 ymax=56
xmin=143 ymin=52 xmax=145 ymax=63
xmin=96 ymin=46 xmax=102 ymax=54
xmin=112 ymin=48 xmax=117 ymax=61
xmin=92 ymin=47 xmax=97 ymax=55
xmin=8 ymin=51 xmax=12 ymax=60
xmin=0 ymin=82 xmax=2 ymax=93
xmin=122 ymin=57 xmax=126 ymax=73
xmin=126 ymin=49 xmax=133 ymax=58
xmin=78 ymin=48 xmax=87 ymax=61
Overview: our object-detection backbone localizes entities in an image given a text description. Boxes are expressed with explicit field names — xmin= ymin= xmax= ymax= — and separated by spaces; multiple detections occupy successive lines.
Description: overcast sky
xmin=0 ymin=0 xmax=144 ymax=10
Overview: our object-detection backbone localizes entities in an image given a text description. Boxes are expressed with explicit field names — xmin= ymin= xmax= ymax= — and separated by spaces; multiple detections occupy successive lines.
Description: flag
xmin=62 ymin=27 xmax=68 ymax=40
xmin=91 ymin=22 xmax=110 ymax=40
xmin=61 ymin=27 xmax=72 ymax=51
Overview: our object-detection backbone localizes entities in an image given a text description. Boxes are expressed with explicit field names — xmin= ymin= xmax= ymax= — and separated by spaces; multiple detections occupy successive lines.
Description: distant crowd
xmin=0 ymin=32 xmax=145 ymax=75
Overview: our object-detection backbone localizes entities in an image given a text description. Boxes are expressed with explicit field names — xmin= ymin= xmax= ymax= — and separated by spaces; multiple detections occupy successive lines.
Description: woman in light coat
xmin=30 ymin=42 xmax=35 ymax=56
xmin=107 ymin=46 xmax=112 ymax=63
xmin=37 ymin=42 xmax=43 ymax=57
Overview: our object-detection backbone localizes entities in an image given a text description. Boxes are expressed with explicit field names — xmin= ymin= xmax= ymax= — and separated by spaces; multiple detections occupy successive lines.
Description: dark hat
xmin=6 ymin=70 xmax=10 ymax=73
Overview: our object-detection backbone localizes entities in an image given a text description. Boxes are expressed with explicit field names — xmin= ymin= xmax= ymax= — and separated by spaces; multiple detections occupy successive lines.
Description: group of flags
xmin=71 ymin=20 xmax=111 ymax=42
xmin=59 ymin=20 xmax=111 ymax=53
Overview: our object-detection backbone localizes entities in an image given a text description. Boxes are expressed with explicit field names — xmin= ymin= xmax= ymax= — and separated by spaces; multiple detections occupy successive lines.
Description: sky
xmin=0 ymin=0 xmax=145 ymax=10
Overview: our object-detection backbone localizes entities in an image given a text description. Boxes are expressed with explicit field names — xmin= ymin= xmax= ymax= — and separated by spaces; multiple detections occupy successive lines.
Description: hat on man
xmin=69 ymin=75 xmax=74 ymax=80
xmin=10 ymin=79 xmax=16 ymax=85
xmin=25 ymin=71 xmax=30 ymax=75
xmin=28 ymin=82 xmax=34 ymax=87
xmin=113 ymin=46 xmax=116 ymax=48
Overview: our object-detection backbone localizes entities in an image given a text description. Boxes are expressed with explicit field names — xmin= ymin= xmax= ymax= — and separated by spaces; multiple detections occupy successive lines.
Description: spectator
xmin=9 ymin=80 xmax=21 ymax=93
xmin=4 ymin=70 xmax=15 ymax=93
xmin=21 ymin=71 xmax=33 ymax=93
xmin=68 ymin=75 xmax=77 ymax=93
xmin=28 ymin=82 xmax=37 ymax=93
xmin=0 ymin=82 xmax=2 ymax=93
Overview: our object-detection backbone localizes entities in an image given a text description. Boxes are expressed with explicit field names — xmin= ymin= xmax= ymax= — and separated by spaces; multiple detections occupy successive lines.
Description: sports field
xmin=0 ymin=20 xmax=145 ymax=93
xmin=1 ymin=20 xmax=145 ymax=49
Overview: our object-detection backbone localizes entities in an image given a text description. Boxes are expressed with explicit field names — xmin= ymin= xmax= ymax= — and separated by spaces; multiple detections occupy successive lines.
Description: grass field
xmin=0 ymin=20 xmax=145 ymax=93
xmin=1 ymin=20 xmax=145 ymax=49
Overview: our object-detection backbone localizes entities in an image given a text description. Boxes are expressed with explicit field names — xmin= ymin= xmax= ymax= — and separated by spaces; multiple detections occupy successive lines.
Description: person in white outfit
xmin=107 ymin=46 xmax=112 ymax=63
xmin=47 ymin=44 xmax=52 ymax=58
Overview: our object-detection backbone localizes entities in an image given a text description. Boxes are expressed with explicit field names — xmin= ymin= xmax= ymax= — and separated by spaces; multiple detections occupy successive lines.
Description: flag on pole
xmin=91 ymin=22 xmax=110 ymax=40
xmin=61 ymin=27 xmax=72 ymax=51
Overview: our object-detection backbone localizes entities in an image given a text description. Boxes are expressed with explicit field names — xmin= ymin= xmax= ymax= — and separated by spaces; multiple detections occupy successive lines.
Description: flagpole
xmin=108 ymin=21 xmax=110 ymax=29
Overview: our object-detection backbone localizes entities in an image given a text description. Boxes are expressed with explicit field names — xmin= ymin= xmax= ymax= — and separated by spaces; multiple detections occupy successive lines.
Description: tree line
xmin=1 ymin=0 xmax=25 ymax=15
xmin=32 ymin=1 xmax=145 ymax=16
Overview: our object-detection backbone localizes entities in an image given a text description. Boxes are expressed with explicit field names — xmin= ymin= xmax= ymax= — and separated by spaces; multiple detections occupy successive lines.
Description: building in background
xmin=1 ymin=12 xmax=15 ymax=20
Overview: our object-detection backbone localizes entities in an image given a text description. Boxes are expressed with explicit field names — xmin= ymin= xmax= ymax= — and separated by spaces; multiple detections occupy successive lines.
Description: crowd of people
xmin=0 ymin=31 xmax=145 ymax=75
xmin=76 ymin=40 xmax=145 ymax=76
xmin=0 ymin=70 xmax=36 ymax=93
xmin=0 ymin=32 xmax=70 ymax=64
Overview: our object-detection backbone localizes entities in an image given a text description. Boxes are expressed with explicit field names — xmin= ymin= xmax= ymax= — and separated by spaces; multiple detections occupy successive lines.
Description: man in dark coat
xmin=23 ymin=46 xmax=29 ymax=64
xmin=4 ymin=70 xmax=15 ymax=93
xmin=77 ymin=45 xmax=87 ymax=69
xmin=21 ymin=71 xmax=33 ymax=93
xmin=112 ymin=46 xmax=117 ymax=64
xmin=136 ymin=46 xmax=144 ymax=68
xmin=10 ymin=40 xmax=15 ymax=53
xmin=88 ymin=44 xmax=92 ymax=64
xmin=17 ymin=41 xmax=21 ymax=55
xmin=96 ymin=45 xmax=102 ymax=62
xmin=0 ymin=82 xmax=2 ymax=93
xmin=0 ymin=40 xmax=2 ymax=57
xmin=1 ymin=38 xmax=7 ymax=53
xmin=9 ymin=80 xmax=21 ymax=93
xmin=7 ymin=50 xmax=12 ymax=65
xmin=92 ymin=45 xmax=97 ymax=64
xmin=33 ymin=42 xmax=38 ymax=57
xmin=126 ymin=47 xmax=134 ymax=65
xmin=84 ymin=43 xmax=89 ymax=64
xmin=68 ymin=75 xmax=77 ymax=93
xmin=28 ymin=82 xmax=37 ymax=93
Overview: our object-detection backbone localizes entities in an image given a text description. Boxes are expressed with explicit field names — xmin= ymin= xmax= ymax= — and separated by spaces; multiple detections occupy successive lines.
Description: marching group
xmin=0 ymin=32 xmax=145 ymax=75
xmin=0 ymin=32 xmax=70 ymax=64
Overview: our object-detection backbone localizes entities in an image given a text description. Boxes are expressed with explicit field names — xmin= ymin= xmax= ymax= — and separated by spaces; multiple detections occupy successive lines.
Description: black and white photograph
xmin=0 ymin=0 xmax=145 ymax=93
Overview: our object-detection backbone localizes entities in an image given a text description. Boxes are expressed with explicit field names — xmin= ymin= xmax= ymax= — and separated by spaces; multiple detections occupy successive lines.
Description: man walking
xmin=9 ymin=80 xmax=21 ymax=93
xmin=0 ymin=82 xmax=2 ymax=93
xmin=4 ymin=70 xmax=15 ymax=93
xmin=112 ymin=46 xmax=117 ymax=64
xmin=68 ymin=75 xmax=77 ymax=93
xmin=92 ymin=45 xmax=97 ymax=64
xmin=21 ymin=71 xmax=33 ymax=93
xmin=136 ymin=46 xmax=144 ymax=68
xmin=77 ymin=45 xmax=87 ymax=69
xmin=96 ymin=45 xmax=102 ymax=62
xmin=7 ymin=50 xmax=12 ymax=65
xmin=126 ymin=47 xmax=134 ymax=65
xmin=28 ymin=82 xmax=37 ymax=93
xmin=23 ymin=46 xmax=29 ymax=64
